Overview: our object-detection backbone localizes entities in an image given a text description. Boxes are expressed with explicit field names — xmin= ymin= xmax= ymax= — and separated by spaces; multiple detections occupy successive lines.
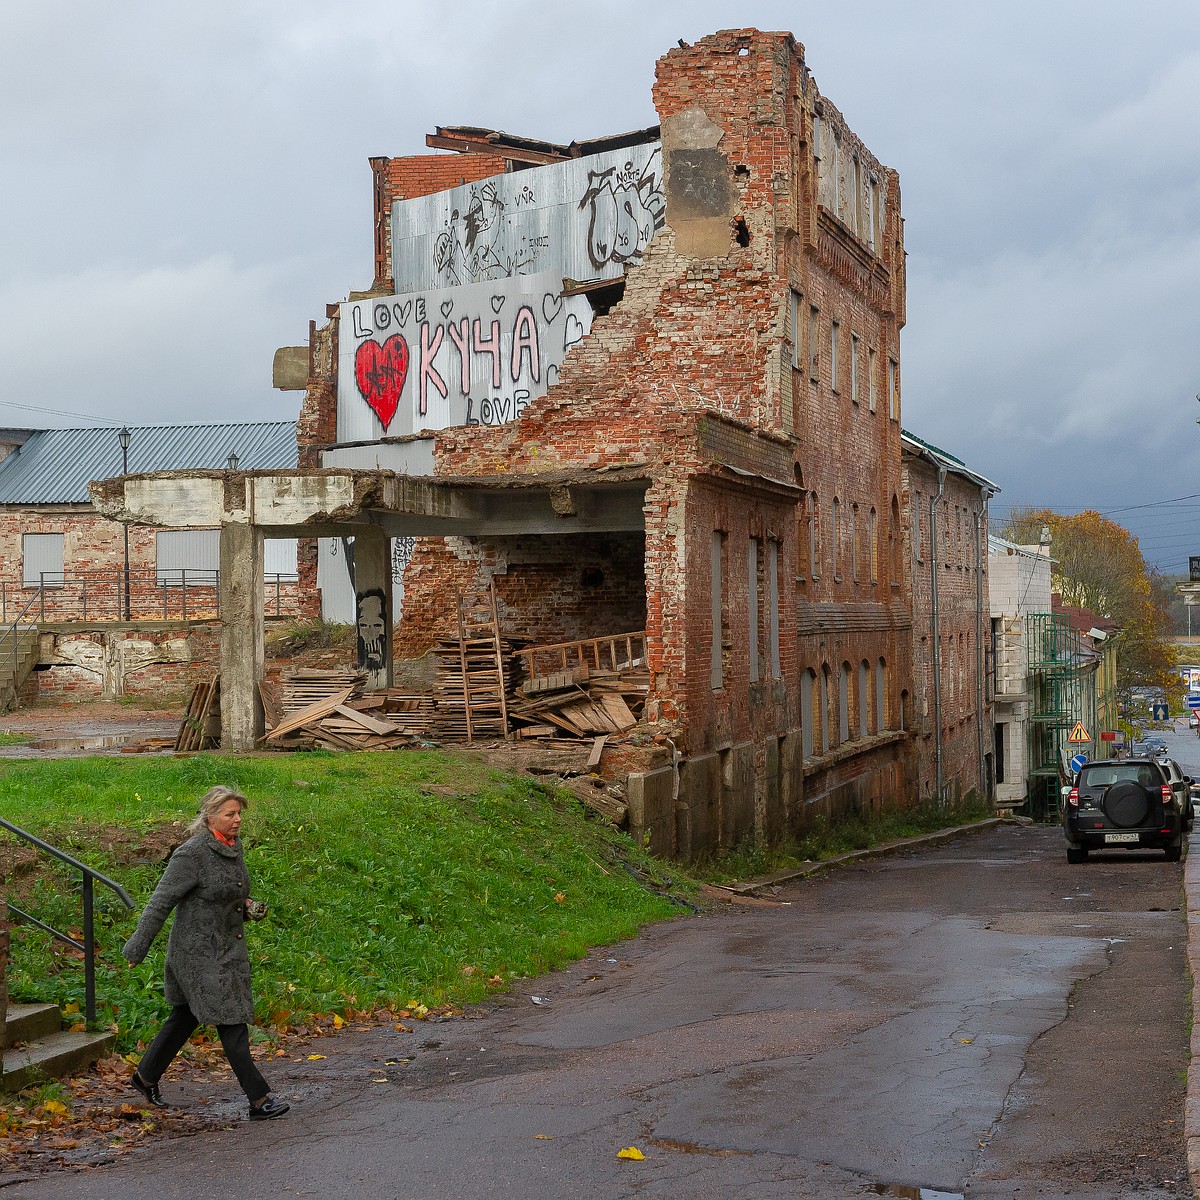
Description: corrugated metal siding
xmin=23 ymin=533 xmax=64 ymax=586
xmin=0 ymin=422 xmax=298 ymax=504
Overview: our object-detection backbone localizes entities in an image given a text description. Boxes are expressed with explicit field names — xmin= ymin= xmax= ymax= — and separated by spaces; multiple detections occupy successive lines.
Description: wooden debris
xmin=507 ymin=632 xmax=649 ymax=743
xmin=176 ymin=677 xmax=220 ymax=751
xmin=258 ymin=669 xmax=424 ymax=752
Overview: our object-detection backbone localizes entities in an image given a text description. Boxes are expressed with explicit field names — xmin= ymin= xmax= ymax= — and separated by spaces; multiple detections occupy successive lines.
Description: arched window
xmin=850 ymin=503 xmax=860 ymax=581
xmin=838 ymin=661 xmax=851 ymax=743
xmin=876 ymin=658 xmax=888 ymax=729
xmin=868 ymin=507 xmax=878 ymax=584
xmin=899 ymin=689 xmax=909 ymax=731
xmin=832 ymin=498 xmax=841 ymax=578
xmin=890 ymin=495 xmax=900 ymax=584
xmin=859 ymin=659 xmax=871 ymax=736
xmin=821 ymin=665 xmax=832 ymax=752
xmin=809 ymin=491 xmax=820 ymax=580
xmin=801 ymin=668 xmax=818 ymax=757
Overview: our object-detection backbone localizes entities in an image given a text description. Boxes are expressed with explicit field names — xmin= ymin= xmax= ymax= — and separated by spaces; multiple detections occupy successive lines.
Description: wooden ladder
xmin=455 ymin=582 xmax=509 ymax=743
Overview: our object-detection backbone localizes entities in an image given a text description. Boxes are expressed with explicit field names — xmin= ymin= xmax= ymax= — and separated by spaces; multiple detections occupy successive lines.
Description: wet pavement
xmin=0 ymin=704 xmax=178 ymax=758
xmin=2 ymin=819 xmax=1188 ymax=1200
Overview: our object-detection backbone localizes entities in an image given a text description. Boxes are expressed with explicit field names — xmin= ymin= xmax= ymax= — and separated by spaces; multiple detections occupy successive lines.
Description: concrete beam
xmin=90 ymin=470 xmax=648 ymax=537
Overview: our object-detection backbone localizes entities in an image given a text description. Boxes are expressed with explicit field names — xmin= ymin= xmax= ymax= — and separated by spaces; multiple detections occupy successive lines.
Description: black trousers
xmin=137 ymin=1004 xmax=269 ymax=1102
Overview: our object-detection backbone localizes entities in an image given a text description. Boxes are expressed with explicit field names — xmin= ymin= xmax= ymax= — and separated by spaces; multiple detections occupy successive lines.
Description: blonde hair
xmin=187 ymin=785 xmax=248 ymax=836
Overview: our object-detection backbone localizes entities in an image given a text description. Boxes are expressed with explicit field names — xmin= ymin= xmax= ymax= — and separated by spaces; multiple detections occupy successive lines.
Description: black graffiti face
xmin=356 ymin=589 xmax=388 ymax=673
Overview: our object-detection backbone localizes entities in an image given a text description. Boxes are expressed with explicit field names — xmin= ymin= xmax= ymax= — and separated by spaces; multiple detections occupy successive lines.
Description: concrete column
xmin=352 ymin=525 xmax=393 ymax=691
xmin=219 ymin=521 xmax=265 ymax=750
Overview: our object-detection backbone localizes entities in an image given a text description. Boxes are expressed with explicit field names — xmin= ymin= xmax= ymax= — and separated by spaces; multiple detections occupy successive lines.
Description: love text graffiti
xmin=337 ymin=273 xmax=593 ymax=440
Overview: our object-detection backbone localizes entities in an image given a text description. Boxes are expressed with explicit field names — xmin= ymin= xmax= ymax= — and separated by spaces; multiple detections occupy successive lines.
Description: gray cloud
xmin=2 ymin=0 xmax=1198 ymax=567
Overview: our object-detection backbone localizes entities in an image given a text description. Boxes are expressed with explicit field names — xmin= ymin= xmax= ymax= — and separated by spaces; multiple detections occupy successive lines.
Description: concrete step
xmin=4 ymin=1002 xmax=62 ymax=1048
xmin=2 ymin=1028 xmax=116 ymax=1092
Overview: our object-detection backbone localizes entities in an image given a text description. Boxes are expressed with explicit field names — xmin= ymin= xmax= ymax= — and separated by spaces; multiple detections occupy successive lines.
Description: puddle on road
xmin=26 ymin=734 xmax=138 ymax=752
xmin=871 ymin=1185 xmax=964 ymax=1200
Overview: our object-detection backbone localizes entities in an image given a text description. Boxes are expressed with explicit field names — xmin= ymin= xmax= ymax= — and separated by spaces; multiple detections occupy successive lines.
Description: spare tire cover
xmin=1104 ymin=780 xmax=1150 ymax=827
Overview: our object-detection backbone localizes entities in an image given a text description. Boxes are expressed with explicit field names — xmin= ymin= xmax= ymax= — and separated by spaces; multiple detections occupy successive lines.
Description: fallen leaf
xmin=41 ymin=1101 xmax=69 ymax=1116
xmin=534 ymin=1134 xmax=553 ymax=1140
xmin=371 ymin=1078 xmax=388 ymax=1083
xmin=332 ymin=1015 xmax=344 ymax=1029
xmin=617 ymin=1146 xmax=645 ymax=1161
xmin=554 ymin=892 xmax=565 ymax=903
xmin=306 ymin=1054 xmax=327 ymax=1061
xmin=958 ymin=1038 xmax=974 ymax=1045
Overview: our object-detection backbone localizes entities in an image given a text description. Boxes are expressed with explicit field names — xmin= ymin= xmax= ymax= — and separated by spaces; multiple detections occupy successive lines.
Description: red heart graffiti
xmin=354 ymin=335 xmax=409 ymax=430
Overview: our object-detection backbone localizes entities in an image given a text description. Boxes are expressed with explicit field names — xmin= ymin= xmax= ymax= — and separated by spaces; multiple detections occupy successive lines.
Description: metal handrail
xmin=1 ymin=816 xmax=134 ymax=1025
xmin=0 ymin=589 xmax=41 ymax=703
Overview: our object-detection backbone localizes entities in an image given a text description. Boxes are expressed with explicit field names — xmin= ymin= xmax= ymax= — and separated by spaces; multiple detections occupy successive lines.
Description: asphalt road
xmin=4 ymin=820 xmax=1190 ymax=1200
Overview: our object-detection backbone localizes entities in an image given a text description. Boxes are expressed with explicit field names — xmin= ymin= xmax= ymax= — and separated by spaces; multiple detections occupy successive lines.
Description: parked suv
xmin=1062 ymin=757 xmax=1187 ymax=863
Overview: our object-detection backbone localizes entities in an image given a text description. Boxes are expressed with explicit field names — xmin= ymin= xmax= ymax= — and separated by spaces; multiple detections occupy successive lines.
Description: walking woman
xmin=123 ymin=785 xmax=289 ymax=1120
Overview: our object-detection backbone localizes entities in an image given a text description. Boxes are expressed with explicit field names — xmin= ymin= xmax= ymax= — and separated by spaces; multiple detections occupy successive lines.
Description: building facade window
xmin=821 ymin=665 xmax=832 ymax=752
xmin=868 ymin=347 xmax=877 ymax=412
xmin=830 ymin=319 xmax=840 ymax=391
xmin=888 ymin=357 xmax=898 ymax=420
xmin=809 ymin=492 xmax=820 ymax=579
xmin=859 ymin=659 xmax=871 ymax=736
xmin=831 ymin=498 xmax=841 ymax=578
xmin=711 ymin=531 xmax=726 ymax=691
xmin=801 ymin=668 xmax=817 ymax=758
xmin=809 ymin=306 xmax=820 ymax=378
xmin=838 ymin=662 xmax=851 ymax=743
xmin=790 ymin=288 xmax=803 ymax=370
xmin=768 ymin=539 xmax=781 ymax=679
xmin=23 ymin=533 xmax=64 ymax=588
xmin=876 ymin=658 xmax=888 ymax=728
xmin=868 ymin=507 xmax=878 ymax=584
xmin=851 ymin=333 xmax=860 ymax=405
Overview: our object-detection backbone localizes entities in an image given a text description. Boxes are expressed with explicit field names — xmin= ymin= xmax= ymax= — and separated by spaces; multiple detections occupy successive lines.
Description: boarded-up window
xmin=23 ymin=533 xmax=63 ymax=587
xmin=265 ymin=539 xmax=299 ymax=579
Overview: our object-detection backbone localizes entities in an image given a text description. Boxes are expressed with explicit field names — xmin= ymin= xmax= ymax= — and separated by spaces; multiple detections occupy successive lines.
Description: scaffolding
xmin=1025 ymin=612 xmax=1099 ymax=823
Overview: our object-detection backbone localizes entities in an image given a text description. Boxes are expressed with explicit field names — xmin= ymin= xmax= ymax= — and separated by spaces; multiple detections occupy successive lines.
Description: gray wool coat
xmin=123 ymin=831 xmax=255 ymax=1026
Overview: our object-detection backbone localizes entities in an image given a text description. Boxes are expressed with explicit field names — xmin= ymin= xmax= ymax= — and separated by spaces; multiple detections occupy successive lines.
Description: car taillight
xmin=1068 ymin=787 xmax=1079 ymax=807
xmin=1162 ymin=784 xmax=1173 ymax=804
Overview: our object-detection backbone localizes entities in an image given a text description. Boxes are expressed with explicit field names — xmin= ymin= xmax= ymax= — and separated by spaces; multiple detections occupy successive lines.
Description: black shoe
xmin=130 ymin=1071 xmax=166 ymax=1108
xmin=249 ymin=1095 xmax=290 ymax=1121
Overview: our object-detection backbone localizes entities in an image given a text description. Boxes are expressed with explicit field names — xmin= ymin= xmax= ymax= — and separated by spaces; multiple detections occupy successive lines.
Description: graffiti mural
xmin=337 ymin=273 xmax=593 ymax=441
xmin=355 ymin=587 xmax=389 ymax=690
xmin=392 ymin=143 xmax=664 ymax=293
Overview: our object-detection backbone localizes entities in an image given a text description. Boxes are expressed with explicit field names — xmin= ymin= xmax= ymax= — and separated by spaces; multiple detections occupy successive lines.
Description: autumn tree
xmin=1003 ymin=509 xmax=1179 ymax=702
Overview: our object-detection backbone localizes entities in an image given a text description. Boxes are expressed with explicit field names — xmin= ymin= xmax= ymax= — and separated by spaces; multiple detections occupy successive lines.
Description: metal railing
xmin=1 ymin=817 xmax=134 ymax=1025
xmin=0 ymin=588 xmax=40 ymax=701
xmin=0 ymin=569 xmax=303 ymax=624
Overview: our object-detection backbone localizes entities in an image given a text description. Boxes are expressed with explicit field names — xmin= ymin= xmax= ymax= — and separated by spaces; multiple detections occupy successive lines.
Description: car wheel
xmin=1066 ymin=845 xmax=1088 ymax=864
xmin=1165 ymin=839 xmax=1183 ymax=862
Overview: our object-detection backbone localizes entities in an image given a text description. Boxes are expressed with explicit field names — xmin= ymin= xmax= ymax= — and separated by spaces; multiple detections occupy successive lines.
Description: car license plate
xmin=1105 ymin=833 xmax=1139 ymax=844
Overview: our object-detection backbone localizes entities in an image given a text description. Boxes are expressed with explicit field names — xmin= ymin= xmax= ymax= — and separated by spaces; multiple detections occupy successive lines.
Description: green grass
xmin=0 ymin=730 xmax=31 ymax=745
xmin=0 ymin=752 xmax=685 ymax=1051
xmin=696 ymin=795 xmax=995 ymax=884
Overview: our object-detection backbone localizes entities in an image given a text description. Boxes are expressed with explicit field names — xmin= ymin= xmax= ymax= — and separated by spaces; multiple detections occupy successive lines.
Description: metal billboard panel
xmin=391 ymin=143 xmax=664 ymax=293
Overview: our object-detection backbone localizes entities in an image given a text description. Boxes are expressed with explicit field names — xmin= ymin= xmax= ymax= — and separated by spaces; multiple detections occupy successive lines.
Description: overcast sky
xmin=3 ymin=1 xmax=1198 ymax=569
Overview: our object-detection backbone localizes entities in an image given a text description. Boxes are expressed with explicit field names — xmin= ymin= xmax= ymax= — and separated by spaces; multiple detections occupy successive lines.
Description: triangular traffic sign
xmin=1067 ymin=721 xmax=1091 ymax=744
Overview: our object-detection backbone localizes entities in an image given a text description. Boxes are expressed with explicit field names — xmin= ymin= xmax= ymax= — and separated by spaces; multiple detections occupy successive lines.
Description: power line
xmin=0 ymin=400 xmax=124 ymax=426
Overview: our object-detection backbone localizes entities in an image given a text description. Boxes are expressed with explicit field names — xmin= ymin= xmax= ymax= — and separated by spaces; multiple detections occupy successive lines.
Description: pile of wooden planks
xmin=259 ymin=668 xmax=426 ymax=751
xmin=508 ymin=632 xmax=650 ymax=742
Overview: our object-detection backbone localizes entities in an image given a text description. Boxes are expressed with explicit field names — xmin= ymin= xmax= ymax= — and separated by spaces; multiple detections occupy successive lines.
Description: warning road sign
xmin=1067 ymin=721 xmax=1091 ymax=744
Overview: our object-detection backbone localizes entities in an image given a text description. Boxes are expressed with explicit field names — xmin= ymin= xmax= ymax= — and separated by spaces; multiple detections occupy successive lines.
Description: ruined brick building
xmin=295 ymin=27 xmax=915 ymax=855
xmin=99 ymin=28 xmax=996 ymax=855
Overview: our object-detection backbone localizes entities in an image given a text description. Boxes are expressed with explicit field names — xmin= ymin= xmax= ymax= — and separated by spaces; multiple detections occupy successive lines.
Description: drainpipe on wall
xmin=930 ymin=465 xmax=947 ymax=804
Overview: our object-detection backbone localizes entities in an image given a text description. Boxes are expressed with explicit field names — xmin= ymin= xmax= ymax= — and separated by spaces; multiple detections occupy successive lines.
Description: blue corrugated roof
xmin=0 ymin=422 xmax=298 ymax=504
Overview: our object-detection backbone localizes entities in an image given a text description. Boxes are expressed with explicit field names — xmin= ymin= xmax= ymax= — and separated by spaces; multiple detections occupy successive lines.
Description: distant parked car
xmin=1062 ymin=757 xmax=1187 ymax=863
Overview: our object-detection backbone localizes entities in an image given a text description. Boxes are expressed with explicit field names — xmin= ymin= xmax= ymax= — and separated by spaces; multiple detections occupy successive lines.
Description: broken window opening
xmin=734 ymin=218 xmax=751 ymax=247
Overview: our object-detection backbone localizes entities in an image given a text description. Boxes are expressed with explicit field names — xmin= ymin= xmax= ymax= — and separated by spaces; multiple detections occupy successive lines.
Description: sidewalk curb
xmin=714 ymin=817 xmax=1009 ymax=896
xmin=1184 ymin=842 xmax=1200 ymax=1195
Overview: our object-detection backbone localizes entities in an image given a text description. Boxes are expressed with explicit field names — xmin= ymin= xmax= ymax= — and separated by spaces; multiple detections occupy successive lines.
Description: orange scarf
xmin=212 ymin=828 xmax=237 ymax=847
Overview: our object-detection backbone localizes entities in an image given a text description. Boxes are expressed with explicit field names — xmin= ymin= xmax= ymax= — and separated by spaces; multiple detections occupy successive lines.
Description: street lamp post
xmin=118 ymin=427 xmax=131 ymax=622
